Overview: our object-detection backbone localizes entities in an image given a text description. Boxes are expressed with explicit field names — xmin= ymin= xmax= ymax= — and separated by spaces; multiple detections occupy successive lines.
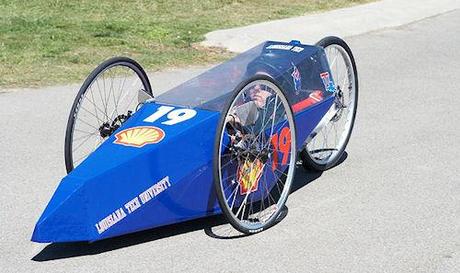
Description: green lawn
xmin=0 ymin=0 xmax=372 ymax=88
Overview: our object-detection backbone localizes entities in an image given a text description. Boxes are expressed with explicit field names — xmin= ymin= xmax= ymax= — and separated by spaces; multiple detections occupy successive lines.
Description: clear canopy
xmin=155 ymin=41 xmax=326 ymax=112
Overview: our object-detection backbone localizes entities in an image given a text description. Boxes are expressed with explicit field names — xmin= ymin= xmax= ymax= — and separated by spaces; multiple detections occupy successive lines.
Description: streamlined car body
xmin=32 ymin=38 xmax=357 ymax=242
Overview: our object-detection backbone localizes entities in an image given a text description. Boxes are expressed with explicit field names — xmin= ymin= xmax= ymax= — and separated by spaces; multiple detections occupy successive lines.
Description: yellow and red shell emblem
xmin=114 ymin=126 xmax=165 ymax=148
xmin=237 ymin=159 xmax=264 ymax=195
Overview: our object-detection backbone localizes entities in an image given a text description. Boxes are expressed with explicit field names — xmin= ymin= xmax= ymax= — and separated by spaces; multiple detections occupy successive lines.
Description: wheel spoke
xmin=217 ymin=79 xmax=295 ymax=233
xmin=66 ymin=59 xmax=150 ymax=172
xmin=304 ymin=41 xmax=357 ymax=167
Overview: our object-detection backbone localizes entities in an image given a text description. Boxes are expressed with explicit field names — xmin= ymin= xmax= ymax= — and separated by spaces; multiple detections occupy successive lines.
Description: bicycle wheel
xmin=301 ymin=36 xmax=358 ymax=171
xmin=64 ymin=57 xmax=152 ymax=173
xmin=214 ymin=75 xmax=296 ymax=234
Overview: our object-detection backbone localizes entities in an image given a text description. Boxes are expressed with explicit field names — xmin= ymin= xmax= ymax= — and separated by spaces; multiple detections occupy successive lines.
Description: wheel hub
xmin=98 ymin=111 xmax=132 ymax=138
xmin=229 ymin=135 xmax=270 ymax=163
xmin=332 ymin=86 xmax=346 ymax=121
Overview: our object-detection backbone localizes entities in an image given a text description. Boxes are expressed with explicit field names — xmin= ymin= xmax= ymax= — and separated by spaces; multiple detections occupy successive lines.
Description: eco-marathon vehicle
xmin=32 ymin=37 xmax=358 ymax=242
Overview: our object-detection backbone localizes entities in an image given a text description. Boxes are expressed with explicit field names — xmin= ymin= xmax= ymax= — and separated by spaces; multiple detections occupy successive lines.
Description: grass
xmin=0 ymin=0 xmax=372 ymax=88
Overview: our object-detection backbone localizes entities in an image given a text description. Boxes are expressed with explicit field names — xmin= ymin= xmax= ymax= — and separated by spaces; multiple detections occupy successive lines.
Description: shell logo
xmin=237 ymin=159 xmax=264 ymax=195
xmin=114 ymin=126 xmax=165 ymax=148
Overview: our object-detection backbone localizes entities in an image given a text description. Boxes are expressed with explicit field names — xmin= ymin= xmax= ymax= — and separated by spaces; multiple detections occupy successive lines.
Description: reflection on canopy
xmin=155 ymin=41 xmax=332 ymax=112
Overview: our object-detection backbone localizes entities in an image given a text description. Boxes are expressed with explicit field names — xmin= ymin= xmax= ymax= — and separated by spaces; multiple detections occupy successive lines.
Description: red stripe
xmin=292 ymin=97 xmax=316 ymax=113
xmin=292 ymin=90 xmax=324 ymax=113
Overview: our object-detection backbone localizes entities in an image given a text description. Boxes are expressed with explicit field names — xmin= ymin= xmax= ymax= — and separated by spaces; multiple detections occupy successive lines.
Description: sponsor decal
xmin=292 ymin=90 xmax=324 ymax=113
xmin=266 ymin=44 xmax=304 ymax=53
xmin=238 ymin=159 xmax=264 ymax=195
xmin=266 ymin=44 xmax=293 ymax=50
xmin=114 ymin=126 xmax=165 ymax=148
xmin=95 ymin=176 xmax=171 ymax=234
xmin=291 ymin=64 xmax=302 ymax=92
xmin=309 ymin=90 xmax=324 ymax=102
xmin=320 ymin=72 xmax=336 ymax=93
xmin=291 ymin=46 xmax=304 ymax=53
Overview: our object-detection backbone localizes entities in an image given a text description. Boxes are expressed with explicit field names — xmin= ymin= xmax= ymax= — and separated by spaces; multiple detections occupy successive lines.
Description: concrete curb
xmin=201 ymin=0 xmax=460 ymax=52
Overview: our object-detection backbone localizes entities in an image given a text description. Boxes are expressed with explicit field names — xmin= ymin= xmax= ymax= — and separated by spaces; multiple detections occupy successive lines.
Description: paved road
xmin=1 ymin=10 xmax=459 ymax=273
xmin=203 ymin=0 xmax=460 ymax=52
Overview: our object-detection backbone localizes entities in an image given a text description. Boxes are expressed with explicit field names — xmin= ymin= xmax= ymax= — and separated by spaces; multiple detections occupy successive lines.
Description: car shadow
xmin=32 ymin=152 xmax=347 ymax=261
xmin=292 ymin=151 xmax=348 ymax=194
xmin=32 ymin=214 xmax=228 ymax=261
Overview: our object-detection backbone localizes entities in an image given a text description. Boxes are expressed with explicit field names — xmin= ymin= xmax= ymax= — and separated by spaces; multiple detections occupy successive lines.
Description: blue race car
xmin=32 ymin=36 xmax=358 ymax=242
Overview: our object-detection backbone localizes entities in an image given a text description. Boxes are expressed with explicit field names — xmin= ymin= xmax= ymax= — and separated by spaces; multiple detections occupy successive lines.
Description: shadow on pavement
xmin=32 ymin=152 xmax=347 ymax=261
xmin=32 ymin=214 xmax=228 ymax=261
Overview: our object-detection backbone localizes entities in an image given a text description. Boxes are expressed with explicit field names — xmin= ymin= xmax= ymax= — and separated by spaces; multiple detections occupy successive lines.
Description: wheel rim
xmin=307 ymin=44 xmax=356 ymax=165
xmin=217 ymin=79 xmax=296 ymax=231
xmin=69 ymin=63 xmax=148 ymax=169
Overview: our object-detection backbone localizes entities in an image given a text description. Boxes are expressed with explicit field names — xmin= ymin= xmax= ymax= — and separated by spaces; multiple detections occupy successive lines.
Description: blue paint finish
xmin=295 ymin=96 xmax=335 ymax=150
xmin=32 ymin=103 xmax=220 ymax=242
xmin=32 ymin=39 xmax=338 ymax=243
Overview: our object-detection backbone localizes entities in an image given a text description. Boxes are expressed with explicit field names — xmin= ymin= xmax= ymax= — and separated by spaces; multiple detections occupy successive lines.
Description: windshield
xmin=155 ymin=41 xmax=326 ymax=112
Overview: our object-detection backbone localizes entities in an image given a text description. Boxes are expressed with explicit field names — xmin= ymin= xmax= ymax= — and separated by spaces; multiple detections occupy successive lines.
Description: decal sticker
xmin=291 ymin=46 xmax=304 ymax=53
xmin=292 ymin=90 xmax=324 ymax=113
xmin=95 ymin=208 xmax=126 ymax=235
xmin=320 ymin=72 xmax=336 ymax=93
xmin=266 ymin=44 xmax=293 ymax=51
xmin=309 ymin=90 xmax=324 ymax=102
xmin=238 ymin=159 xmax=264 ymax=195
xmin=144 ymin=105 xmax=197 ymax=125
xmin=266 ymin=44 xmax=304 ymax=53
xmin=114 ymin=126 xmax=165 ymax=148
xmin=138 ymin=176 xmax=171 ymax=204
xmin=271 ymin=127 xmax=292 ymax=171
xmin=291 ymin=64 xmax=302 ymax=92
xmin=95 ymin=176 xmax=171 ymax=234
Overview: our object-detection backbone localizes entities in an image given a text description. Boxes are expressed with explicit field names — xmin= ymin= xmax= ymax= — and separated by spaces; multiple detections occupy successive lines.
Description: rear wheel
xmin=301 ymin=36 xmax=358 ymax=171
xmin=64 ymin=57 xmax=152 ymax=173
xmin=214 ymin=75 xmax=296 ymax=234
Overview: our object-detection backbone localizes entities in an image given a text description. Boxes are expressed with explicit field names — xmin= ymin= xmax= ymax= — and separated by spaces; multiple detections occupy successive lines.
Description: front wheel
xmin=64 ymin=57 xmax=152 ymax=173
xmin=301 ymin=36 xmax=358 ymax=171
xmin=214 ymin=75 xmax=297 ymax=234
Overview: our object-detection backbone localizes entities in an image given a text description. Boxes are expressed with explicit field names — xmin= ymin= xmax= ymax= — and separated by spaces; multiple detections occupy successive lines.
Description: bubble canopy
xmin=155 ymin=40 xmax=329 ymax=112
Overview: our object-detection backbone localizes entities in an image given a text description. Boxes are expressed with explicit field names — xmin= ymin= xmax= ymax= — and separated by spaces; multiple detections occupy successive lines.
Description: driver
xmin=226 ymin=84 xmax=273 ymax=128
xmin=226 ymin=82 xmax=286 ymax=154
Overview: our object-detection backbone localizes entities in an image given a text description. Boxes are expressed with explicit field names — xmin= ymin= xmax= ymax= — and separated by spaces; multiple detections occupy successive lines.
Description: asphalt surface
xmin=203 ymin=0 xmax=460 ymax=52
xmin=1 ymin=10 xmax=459 ymax=273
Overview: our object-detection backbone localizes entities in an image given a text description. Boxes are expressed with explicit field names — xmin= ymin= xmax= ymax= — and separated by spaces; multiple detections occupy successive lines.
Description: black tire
xmin=301 ymin=36 xmax=358 ymax=171
xmin=65 ymin=57 xmax=152 ymax=173
xmin=213 ymin=75 xmax=297 ymax=234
